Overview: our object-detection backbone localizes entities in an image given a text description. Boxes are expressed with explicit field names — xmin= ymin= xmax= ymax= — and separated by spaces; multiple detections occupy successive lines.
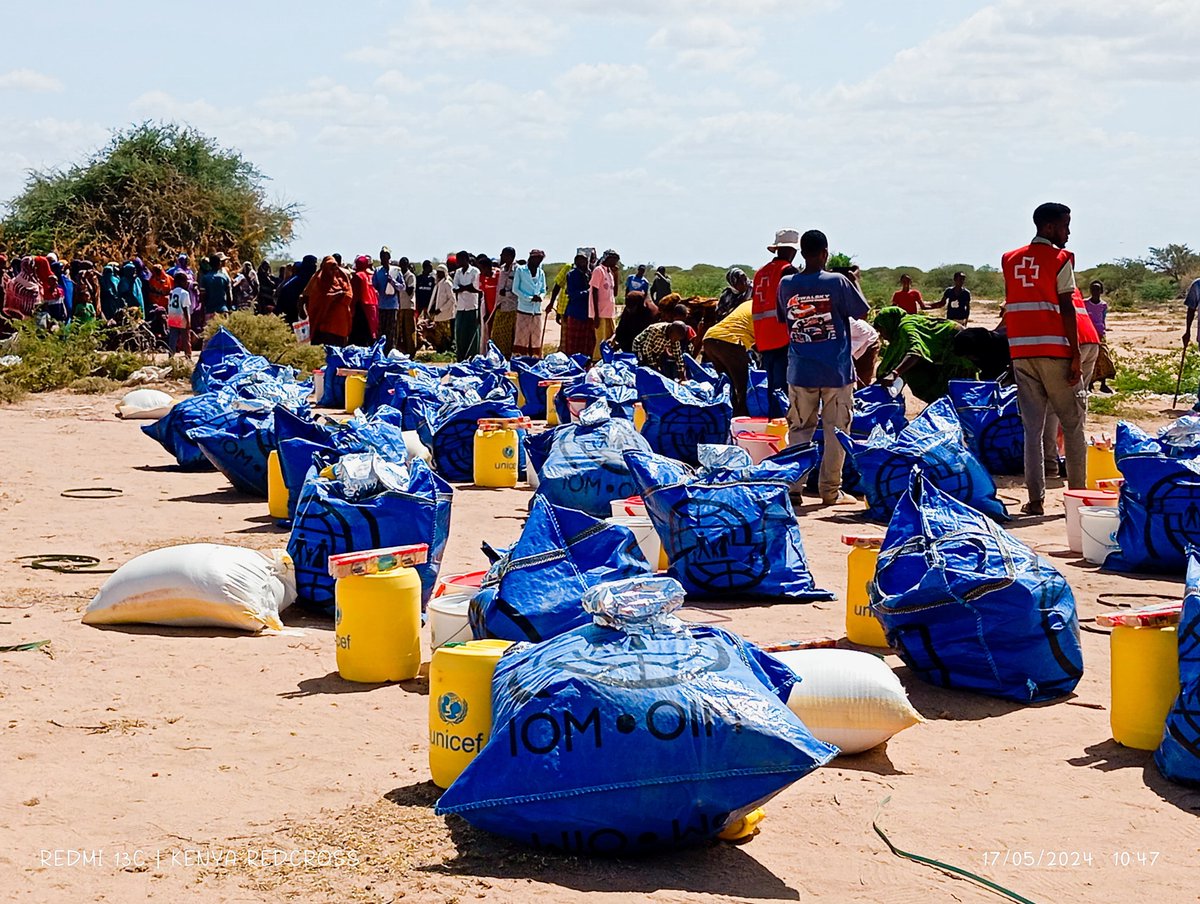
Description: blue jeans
xmin=760 ymin=347 xmax=789 ymax=418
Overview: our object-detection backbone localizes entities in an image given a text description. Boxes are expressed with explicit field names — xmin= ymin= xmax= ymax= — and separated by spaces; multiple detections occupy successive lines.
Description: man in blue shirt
xmin=1182 ymin=276 xmax=1200 ymax=411
xmin=625 ymin=264 xmax=649 ymax=298
xmin=776 ymin=229 xmax=870 ymax=504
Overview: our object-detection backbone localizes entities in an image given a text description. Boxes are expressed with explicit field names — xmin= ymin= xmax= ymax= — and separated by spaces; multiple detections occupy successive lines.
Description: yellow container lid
xmin=435 ymin=639 xmax=513 ymax=659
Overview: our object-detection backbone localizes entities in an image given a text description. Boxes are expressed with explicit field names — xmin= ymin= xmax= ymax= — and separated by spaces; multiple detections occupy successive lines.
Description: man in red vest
xmin=752 ymin=229 xmax=801 ymax=416
xmin=1001 ymin=202 xmax=1089 ymax=515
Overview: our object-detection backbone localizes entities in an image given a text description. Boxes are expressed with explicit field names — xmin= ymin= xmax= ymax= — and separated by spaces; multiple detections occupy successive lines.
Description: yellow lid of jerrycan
xmin=429 ymin=640 xmax=513 ymax=788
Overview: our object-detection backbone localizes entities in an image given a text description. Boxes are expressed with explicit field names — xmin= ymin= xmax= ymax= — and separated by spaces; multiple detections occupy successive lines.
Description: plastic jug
xmin=633 ymin=402 xmax=646 ymax=432
xmin=267 ymin=450 xmax=289 ymax=520
xmin=335 ymin=566 xmax=422 ymax=683
xmin=344 ymin=372 xmax=367 ymax=414
xmin=1086 ymin=436 xmax=1122 ymax=489
xmin=843 ymin=535 xmax=887 ymax=647
xmin=1110 ymin=625 xmax=1179 ymax=750
xmin=312 ymin=368 xmax=325 ymax=404
xmin=506 ymin=372 xmax=524 ymax=408
xmin=474 ymin=419 xmax=521 ymax=488
xmin=540 ymin=380 xmax=561 ymax=426
xmin=429 ymin=639 xmax=513 ymax=788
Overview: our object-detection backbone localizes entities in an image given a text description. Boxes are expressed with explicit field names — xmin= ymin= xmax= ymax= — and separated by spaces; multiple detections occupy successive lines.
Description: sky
xmin=1 ymin=0 xmax=1197 ymax=269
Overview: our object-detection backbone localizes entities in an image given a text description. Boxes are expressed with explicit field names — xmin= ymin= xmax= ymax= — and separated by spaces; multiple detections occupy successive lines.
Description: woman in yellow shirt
xmin=701 ymin=300 xmax=756 ymax=416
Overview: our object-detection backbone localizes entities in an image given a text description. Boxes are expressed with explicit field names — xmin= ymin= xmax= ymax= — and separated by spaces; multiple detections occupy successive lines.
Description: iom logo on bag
xmin=438 ymin=692 xmax=468 ymax=724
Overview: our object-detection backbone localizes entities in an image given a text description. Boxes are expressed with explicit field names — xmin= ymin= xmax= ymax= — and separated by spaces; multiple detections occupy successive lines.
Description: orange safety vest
xmin=751 ymin=258 xmax=794 ymax=352
xmin=1001 ymin=242 xmax=1076 ymax=359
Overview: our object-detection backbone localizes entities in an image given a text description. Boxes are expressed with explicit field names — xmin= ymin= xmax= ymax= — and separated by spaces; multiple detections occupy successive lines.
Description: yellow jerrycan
xmin=1110 ymin=624 xmax=1179 ymax=750
xmin=842 ymin=534 xmax=888 ymax=647
xmin=340 ymin=368 xmax=367 ymax=414
xmin=429 ymin=639 xmax=513 ymax=788
xmin=267 ymin=450 xmax=289 ymax=520
xmin=1086 ymin=435 xmax=1122 ymax=490
xmin=474 ymin=418 xmax=525 ymax=488
xmin=541 ymin=380 xmax=562 ymax=426
xmin=330 ymin=545 xmax=427 ymax=683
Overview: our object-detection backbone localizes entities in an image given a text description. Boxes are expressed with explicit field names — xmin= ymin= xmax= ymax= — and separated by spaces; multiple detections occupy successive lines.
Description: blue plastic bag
xmin=1106 ymin=420 xmax=1200 ymax=574
xmin=189 ymin=408 xmax=277 ymax=496
xmin=536 ymin=405 xmax=653 ymax=518
xmin=746 ymin=367 xmax=788 ymax=419
xmin=438 ymin=576 xmax=837 ymax=853
xmin=948 ymin=380 xmax=1024 ymax=476
xmin=838 ymin=396 xmax=1008 ymax=523
xmin=191 ymin=327 xmax=253 ymax=393
xmin=871 ymin=472 xmax=1083 ymax=703
xmin=287 ymin=458 xmax=453 ymax=615
xmin=1155 ymin=553 xmax=1200 ymax=786
xmin=142 ymin=394 xmax=230 ymax=470
xmin=625 ymin=445 xmax=833 ymax=600
xmin=637 ymin=369 xmax=733 ymax=466
xmin=319 ymin=340 xmax=386 ymax=409
xmin=513 ymin=353 xmax=586 ymax=419
xmin=468 ymin=497 xmax=652 ymax=642
xmin=429 ymin=399 xmax=524 ymax=482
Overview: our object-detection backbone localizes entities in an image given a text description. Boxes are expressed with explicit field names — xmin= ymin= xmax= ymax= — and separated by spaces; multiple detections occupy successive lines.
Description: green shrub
xmin=202 ymin=311 xmax=325 ymax=372
xmin=69 ymin=376 xmax=121 ymax=394
xmin=0 ymin=321 xmax=151 ymax=400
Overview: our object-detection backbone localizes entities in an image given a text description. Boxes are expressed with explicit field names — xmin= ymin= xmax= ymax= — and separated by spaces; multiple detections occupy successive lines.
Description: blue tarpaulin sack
xmin=191 ymin=327 xmax=253 ymax=393
xmin=838 ymin=396 xmax=1008 ymax=523
xmin=871 ymin=472 xmax=1083 ymax=703
xmin=468 ymin=497 xmax=652 ymax=642
xmin=1106 ymin=420 xmax=1200 ymax=574
xmin=637 ymin=369 xmax=733 ymax=466
xmin=536 ymin=402 xmax=653 ymax=518
xmin=624 ymin=445 xmax=833 ymax=600
xmin=808 ymin=384 xmax=909 ymax=496
xmin=438 ymin=576 xmax=837 ymax=853
xmin=746 ymin=367 xmax=788 ymax=419
xmin=948 ymin=380 xmax=1024 ymax=476
xmin=189 ymin=408 xmax=277 ymax=496
xmin=513 ymin=353 xmax=587 ymax=419
xmin=319 ymin=340 xmax=386 ymax=409
xmin=142 ymin=394 xmax=231 ymax=470
xmin=1155 ymin=554 xmax=1200 ymax=786
xmin=552 ymin=365 xmax=638 ymax=423
xmin=429 ymin=399 xmax=524 ymax=482
xmin=524 ymin=427 xmax=561 ymax=484
xmin=287 ymin=456 xmax=452 ymax=615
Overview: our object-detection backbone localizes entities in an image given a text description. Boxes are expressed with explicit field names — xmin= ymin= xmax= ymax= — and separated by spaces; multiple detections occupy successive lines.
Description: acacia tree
xmin=1 ymin=122 xmax=299 ymax=263
xmin=1144 ymin=244 xmax=1200 ymax=288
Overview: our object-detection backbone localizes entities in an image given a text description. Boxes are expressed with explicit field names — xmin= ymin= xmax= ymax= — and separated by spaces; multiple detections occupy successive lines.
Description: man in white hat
xmin=752 ymin=229 xmax=801 ymax=414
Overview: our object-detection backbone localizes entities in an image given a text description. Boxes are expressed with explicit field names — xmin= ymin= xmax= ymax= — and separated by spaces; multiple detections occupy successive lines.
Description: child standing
xmin=1086 ymin=280 xmax=1114 ymax=393
xmin=167 ymin=271 xmax=193 ymax=360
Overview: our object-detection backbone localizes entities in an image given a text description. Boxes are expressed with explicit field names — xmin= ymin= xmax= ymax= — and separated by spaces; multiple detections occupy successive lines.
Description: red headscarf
xmin=304 ymin=256 xmax=354 ymax=339
xmin=33 ymin=256 xmax=62 ymax=301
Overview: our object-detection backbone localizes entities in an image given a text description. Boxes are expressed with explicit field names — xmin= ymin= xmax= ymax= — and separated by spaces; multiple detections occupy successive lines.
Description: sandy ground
xmin=4 ymin=309 xmax=1200 ymax=904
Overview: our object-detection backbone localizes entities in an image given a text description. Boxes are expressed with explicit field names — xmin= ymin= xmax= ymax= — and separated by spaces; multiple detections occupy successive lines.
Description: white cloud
xmin=130 ymin=91 xmax=297 ymax=151
xmin=0 ymin=68 xmax=63 ymax=93
xmin=555 ymin=63 xmax=651 ymax=102
xmin=647 ymin=18 xmax=760 ymax=71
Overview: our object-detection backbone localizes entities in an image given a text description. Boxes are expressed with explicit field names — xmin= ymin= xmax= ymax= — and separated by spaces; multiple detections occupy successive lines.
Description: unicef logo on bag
xmin=438 ymin=692 xmax=468 ymax=724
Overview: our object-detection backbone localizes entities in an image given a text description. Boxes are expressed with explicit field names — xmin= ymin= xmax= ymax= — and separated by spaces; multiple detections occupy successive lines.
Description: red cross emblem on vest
xmin=1015 ymin=255 xmax=1040 ymax=288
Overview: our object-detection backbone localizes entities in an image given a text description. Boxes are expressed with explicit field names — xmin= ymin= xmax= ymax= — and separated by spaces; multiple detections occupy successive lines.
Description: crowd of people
xmin=0 ymin=201 xmax=1142 ymax=516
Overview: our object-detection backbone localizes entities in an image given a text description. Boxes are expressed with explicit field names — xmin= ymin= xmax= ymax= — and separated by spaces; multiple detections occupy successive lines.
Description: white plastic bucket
xmin=1064 ymin=490 xmax=1117 ymax=554
xmin=731 ymin=416 xmax=771 ymax=436
xmin=567 ymin=397 xmax=588 ymax=422
xmin=735 ymin=431 xmax=782 ymax=465
xmin=526 ymin=456 xmax=540 ymax=489
xmin=1080 ymin=506 xmax=1120 ymax=565
xmin=428 ymin=592 xmax=473 ymax=649
xmin=606 ymin=516 xmax=662 ymax=570
xmin=610 ymin=496 xmax=646 ymax=519
xmin=312 ymin=368 xmax=325 ymax=403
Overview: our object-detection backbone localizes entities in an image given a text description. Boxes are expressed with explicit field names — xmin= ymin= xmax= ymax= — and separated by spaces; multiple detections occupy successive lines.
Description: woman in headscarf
xmin=117 ymin=261 xmax=145 ymax=318
xmin=349 ymin=255 xmax=379 ymax=346
xmin=488 ymin=246 xmax=518 ymax=359
xmin=3 ymin=257 xmax=40 ymax=317
xmin=51 ymin=260 xmax=74 ymax=317
xmin=233 ymin=261 xmax=258 ymax=310
xmin=256 ymin=260 xmax=277 ymax=315
xmin=99 ymin=264 xmax=120 ymax=321
xmin=276 ymin=255 xmax=317 ymax=324
xmin=874 ymin=306 xmax=974 ymax=404
xmin=715 ymin=267 xmax=751 ymax=320
xmin=145 ymin=264 xmax=173 ymax=310
xmin=304 ymin=255 xmax=354 ymax=346
xmin=34 ymin=256 xmax=66 ymax=321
